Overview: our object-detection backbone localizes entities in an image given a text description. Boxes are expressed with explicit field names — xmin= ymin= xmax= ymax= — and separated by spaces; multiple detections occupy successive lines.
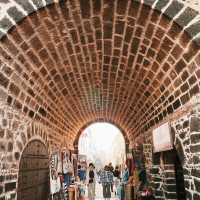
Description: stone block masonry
xmin=142 ymin=100 xmax=200 ymax=200
xmin=0 ymin=0 xmax=200 ymax=198
xmin=171 ymin=105 xmax=200 ymax=199
xmin=0 ymin=0 xmax=200 ymax=145
xmin=0 ymin=102 xmax=69 ymax=200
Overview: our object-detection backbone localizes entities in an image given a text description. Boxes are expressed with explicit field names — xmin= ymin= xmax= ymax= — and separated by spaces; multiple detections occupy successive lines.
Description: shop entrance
xmin=17 ymin=140 xmax=49 ymax=200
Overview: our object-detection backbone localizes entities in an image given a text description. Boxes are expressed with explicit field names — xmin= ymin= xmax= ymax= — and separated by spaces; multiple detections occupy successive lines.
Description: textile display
xmin=63 ymin=151 xmax=74 ymax=174
xmin=50 ymin=151 xmax=62 ymax=194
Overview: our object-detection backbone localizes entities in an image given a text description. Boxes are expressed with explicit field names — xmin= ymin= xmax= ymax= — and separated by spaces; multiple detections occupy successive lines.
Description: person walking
xmin=119 ymin=165 xmax=129 ymax=200
xmin=113 ymin=166 xmax=121 ymax=195
xmin=108 ymin=163 xmax=114 ymax=192
xmin=100 ymin=165 xmax=114 ymax=200
xmin=86 ymin=163 xmax=97 ymax=200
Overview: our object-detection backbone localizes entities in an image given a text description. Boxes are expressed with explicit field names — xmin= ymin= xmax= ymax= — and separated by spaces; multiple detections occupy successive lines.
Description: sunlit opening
xmin=78 ymin=122 xmax=126 ymax=170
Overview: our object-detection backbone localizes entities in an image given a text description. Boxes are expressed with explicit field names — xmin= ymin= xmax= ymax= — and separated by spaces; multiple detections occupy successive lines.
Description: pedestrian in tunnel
xmin=113 ymin=165 xmax=121 ymax=195
xmin=118 ymin=165 xmax=129 ymax=200
xmin=108 ymin=162 xmax=114 ymax=193
xmin=86 ymin=163 xmax=97 ymax=200
xmin=99 ymin=165 xmax=114 ymax=200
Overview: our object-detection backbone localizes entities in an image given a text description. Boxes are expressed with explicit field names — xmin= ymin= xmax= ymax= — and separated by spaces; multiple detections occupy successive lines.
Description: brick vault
xmin=0 ymin=0 xmax=200 ymax=199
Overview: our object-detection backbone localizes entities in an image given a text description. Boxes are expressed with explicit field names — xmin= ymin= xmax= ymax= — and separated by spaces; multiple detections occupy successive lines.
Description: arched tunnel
xmin=0 ymin=0 xmax=200 ymax=199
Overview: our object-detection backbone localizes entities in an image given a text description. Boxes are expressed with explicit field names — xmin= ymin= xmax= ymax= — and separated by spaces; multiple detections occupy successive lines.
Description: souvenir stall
xmin=49 ymin=148 xmax=79 ymax=200
xmin=62 ymin=149 xmax=78 ymax=200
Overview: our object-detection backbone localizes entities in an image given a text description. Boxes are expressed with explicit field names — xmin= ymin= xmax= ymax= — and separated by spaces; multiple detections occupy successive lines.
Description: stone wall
xmin=171 ymin=104 xmax=200 ymax=200
xmin=0 ymin=102 xmax=68 ymax=200
xmin=143 ymin=99 xmax=200 ymax=200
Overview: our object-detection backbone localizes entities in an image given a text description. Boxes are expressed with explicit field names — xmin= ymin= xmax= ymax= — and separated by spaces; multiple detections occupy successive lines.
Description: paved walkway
xmin=85 ymin=183 xmax=119 ymax=200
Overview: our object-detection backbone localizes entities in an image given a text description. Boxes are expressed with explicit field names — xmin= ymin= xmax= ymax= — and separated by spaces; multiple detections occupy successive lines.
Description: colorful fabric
xmin=78 ymin=169 xmax=86 ymax=181
xmin=63 ymin=173 xmax=71 ymax=186
xmin=122 ymin=169 xmax=129 ymax=183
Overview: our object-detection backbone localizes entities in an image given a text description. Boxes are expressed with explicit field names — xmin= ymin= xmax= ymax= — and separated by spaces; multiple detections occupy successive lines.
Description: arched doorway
xmin=78 ymin=122 xmax=126 ymax=169
xmin=17 ymin=140 xmax=49 ymax=200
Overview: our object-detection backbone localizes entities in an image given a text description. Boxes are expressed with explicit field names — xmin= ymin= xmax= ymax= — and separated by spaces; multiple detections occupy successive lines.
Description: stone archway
xmin=17 ymin=139 xmax=49 ymax=200
xmin=73 ymin=120 xmax=130 ymax=154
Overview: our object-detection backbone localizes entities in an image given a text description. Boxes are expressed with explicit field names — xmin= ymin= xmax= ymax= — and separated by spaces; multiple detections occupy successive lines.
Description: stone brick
xmin=165 ymin=192 xmax=177 ymax=199
xmin=175 ymin=7 xmax=198 ymax=27
xmin=0 ymin=73 xmax=9 ymax=88
xmin=80 ymin=0 xmax=91 ymax=19
xmin=5 ymin=182 xmax=16 ymax=192
xmin=154 ymin=0 xmax=169 ymax=10
xmin=9 ymin=83 xmax=20 ymax=97
xmin=190 ymin=144 xmax=200 ymax=153
xmin=175 ymin=59 xmax=186 ymax=74
xmin=189 ymin=84 xmax=200 ymax=97
xmin=32 ymin=0 xmax=44 ymax=9
xmin=7 ymin=7 xmax=25 ymax=23
xmin=191 ymin=117 xmax=200 ymax=132
xmin=186 ymin=21 xmax=200 ymax=38
xmin=16 ymin=0 xmax=35 ymax=13
xmin=7 ymin=142 xmax=13 ymax=152
xmin=0 ymin=17 xmax=13 ymax=32
xmin=164 ymin=1 xmax=184 ymax=19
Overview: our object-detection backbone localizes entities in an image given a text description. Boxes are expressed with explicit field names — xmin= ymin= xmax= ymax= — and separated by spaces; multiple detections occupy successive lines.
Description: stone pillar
xmin=189 ymin=108 xmax=200 ymax=199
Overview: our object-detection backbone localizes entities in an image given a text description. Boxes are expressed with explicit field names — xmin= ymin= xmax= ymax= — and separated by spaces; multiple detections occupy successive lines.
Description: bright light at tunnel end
xmin=78 ymin=122 xmax=126 ymax=169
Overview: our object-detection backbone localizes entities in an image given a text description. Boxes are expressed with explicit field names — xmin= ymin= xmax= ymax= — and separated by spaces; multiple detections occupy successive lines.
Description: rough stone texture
xmin=142 ymin=98 xmax=200 ymax=200
xmin=0 ymin=102 xmax=69 ymax=200
xmin=0 ymin=1 xmax=200 ymax=198
xmin=0 ymin=1 xmax=199 ymax=146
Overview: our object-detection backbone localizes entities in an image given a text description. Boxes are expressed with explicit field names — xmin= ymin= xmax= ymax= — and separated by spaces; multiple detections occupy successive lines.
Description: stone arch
xmin=0 ymin=0 xmax=199 ymax=41
xmin=73 ymin=119 xmax=129 ymax=152
xmin=14 ymin=122 xmax=49 ymax=164
xmin=17 ymin=133 xmax=49 ymax=163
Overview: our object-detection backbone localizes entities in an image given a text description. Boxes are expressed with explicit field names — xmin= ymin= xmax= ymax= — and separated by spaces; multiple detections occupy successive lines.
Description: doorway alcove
xmin=17 ymin=140 xmax=49 ymax=200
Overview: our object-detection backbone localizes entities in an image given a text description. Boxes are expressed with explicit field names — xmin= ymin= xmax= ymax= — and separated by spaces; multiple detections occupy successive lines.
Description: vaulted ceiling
xmin=0 ymin=0 xmax=200 ymax=145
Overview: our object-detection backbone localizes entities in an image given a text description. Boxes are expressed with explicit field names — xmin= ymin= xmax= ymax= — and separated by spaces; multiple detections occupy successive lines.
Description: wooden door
xmin=17 ymin=140 xmax=49 ymax=200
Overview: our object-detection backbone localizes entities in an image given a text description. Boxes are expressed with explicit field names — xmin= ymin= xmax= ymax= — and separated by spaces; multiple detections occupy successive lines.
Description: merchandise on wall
xmin=50 ymin=151 xmax=62 ymax=195
xmin=62 ymin=149 xmax=74 ymax=187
